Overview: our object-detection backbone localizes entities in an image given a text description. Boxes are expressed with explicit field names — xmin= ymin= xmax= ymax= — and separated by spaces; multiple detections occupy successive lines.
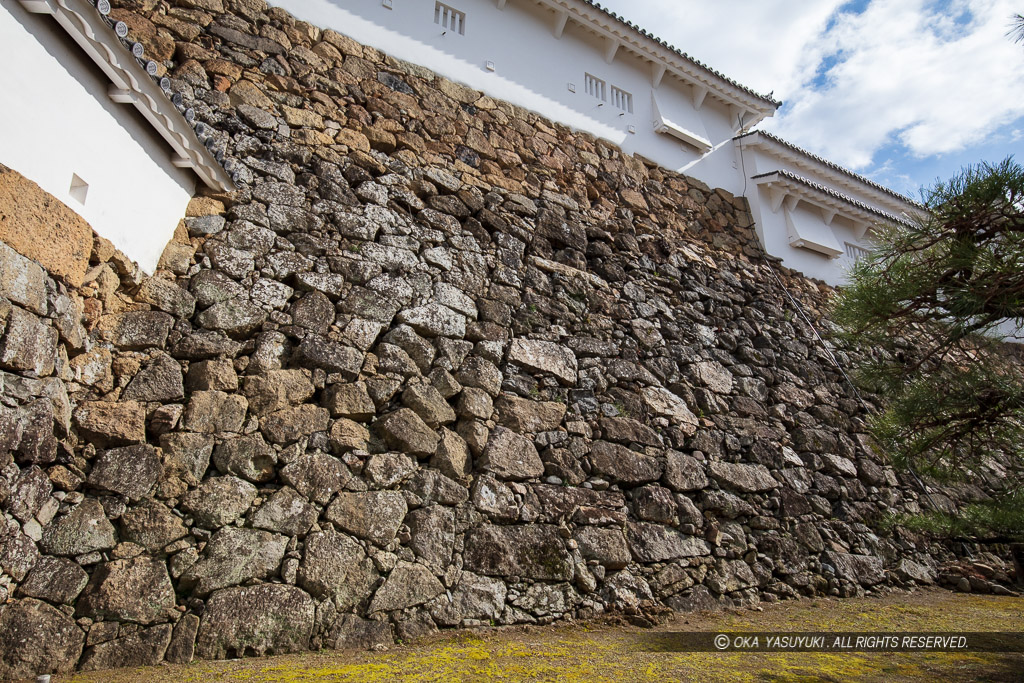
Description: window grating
xmin=845 ymin=242 xmax=870 ymax=261
xmin=611 ymin=86 xmax=633 ymax=113
xmin=584 ymin=73 xmax=606 ymax=101
xmin=435 ymin=2 xmax=465 ymax=34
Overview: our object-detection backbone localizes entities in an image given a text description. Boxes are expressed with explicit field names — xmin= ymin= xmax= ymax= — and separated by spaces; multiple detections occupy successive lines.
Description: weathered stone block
xmin=507 ymin=339 xmax=577 ymax=385
xmin=825 ymin=551 xmax=885 ymax=586
xmin=79 ymin=624 xmax=173 ymax=671
xmin=260 ymin=404 xmax=330 ymax=444
xmin=195 ymin=297 xmax=267 ymax=337
xmin=182 ymin=391 xmax=248 ymax=433
xmin=0 ymin=306 xmax=57 ymax=376
xmin=298 ymin=529 xmax=378 ymax=610
xmin=165 ymin=614 xmax=201 ymax=665
xmin=121 ymin=353 xmax=184 ymax=402
xmin=406 ymin=505 xmax=455 ymax=572
xmin=625 ymin=523 xmax=709 ymax=562
xmin=160 ymin=432 xmax=213 ymax=486
xmin=329 ymin=418 xmax=370 ymax=453
xmin=368 ymin=561 xmax=445 ymax=613
xmin=185 ymin=359 xmax=239 ymax=393
xmin=88 ymin=444 xmax=162 ymax=501
xmin=325 ymin=491 xmax=408 ymax=546
xmin=136 ymin=277 xmax=197 ymax=318
xmin=402 ymin=383 xmax=456 ymax=427
xmin=297 ymin=334 xmax=364 ymax=379
xmin=119 ymin=500 xmax=189 ymax=552
xmin=0 ymin=168 xmax=92 ymax=287
xmin=663 ymin=451 xmax=708 ymax=491
xmin=431 ymin=427 xmax=471 ymax=480
xmin=74 ymin=400 xmax=146 ymax=446
xmin=494 ymin=395 xmax=566 ymax=433
xmin=40 ymin=498 xmax=116 ymax=557
xmin=588 ymin=441 xmax=662 ymax=485
xmin=180 ymin=527 xmax=288 ymax=597
xmin=182 ymin=475 xmax=257 ymax=528
xmin=463 ymin=525 xmax=572 ymax=580
xmin=77 ymin=557 xmax=176 ymax=625
xmin=708 ymin=461 xmax=778 ymax=493
xmin=479 ymin=426 xmax=543 ymax=480
xmin=98 ymin=311 xmax=174 ymax=350
xmin=196 ymin=584 xmax=315 ymax=659
xmin=0 ymin=598 xmax=84 ymax=680
xmin=212 ymin=433 xmax=277 ymax=482
xmin=280 ymin=452 xmax=351 ymax=504
xmin=398 ymin=303 xmax=466 ymax=338
xmin=250 ymin=486 xmax=318 ymax=536
xmin=243 ymin=369 xmax=314 ymax=416
xmin=322 ymin=382 xmax=375 ymax=419
xmin=374 ymin=408 xmax=439 ymax=457
xmin=327 ymin=614 xmax=394 ymax=651
xmin=16 ymin=556 xmax=88 ymax=605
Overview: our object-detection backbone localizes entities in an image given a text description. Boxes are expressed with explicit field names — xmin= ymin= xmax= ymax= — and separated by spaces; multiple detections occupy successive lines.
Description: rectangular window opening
xmin=611 ymin=86 xmax=633 ymax=113
xmin=584 ymin=73 xmax=606 ymax=101
xmin=845 ymin=242 xmax=870 ymax=261
xmin=435 ymin=2 xmax=466 ymax=34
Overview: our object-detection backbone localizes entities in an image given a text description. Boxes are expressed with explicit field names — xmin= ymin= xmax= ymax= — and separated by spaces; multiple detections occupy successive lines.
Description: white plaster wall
xmin=0 ymin=2 xmax=195 ymax=274
xmin=739 ymin=144 xmax=884 ymax=286
xmin=268 ymin=0 xmax=900 ymax=287
xmin=271 ymin=0 xmax=740 ymax=180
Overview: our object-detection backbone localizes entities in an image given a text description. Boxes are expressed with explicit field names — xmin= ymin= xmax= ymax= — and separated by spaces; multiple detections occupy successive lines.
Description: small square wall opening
xmin=69 ymin=174 xmax=89 ymax=205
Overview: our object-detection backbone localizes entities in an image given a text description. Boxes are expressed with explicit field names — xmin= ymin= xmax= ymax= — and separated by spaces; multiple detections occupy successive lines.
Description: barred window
xmin=584 ymin=73 xmax=606 ymax=101
xmin=611 ymin=86 xmax=633 ymax=113
xmin=845 ymin=242 xmax=870 ymax=261
xmin=435 ymin=2 xmax=465 ymax=34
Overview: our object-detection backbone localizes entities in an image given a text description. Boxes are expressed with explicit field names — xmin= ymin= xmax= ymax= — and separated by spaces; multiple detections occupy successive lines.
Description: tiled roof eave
xmin=752 ymin=170 xmax=916 ymax=227
xmin=548 ymin=0 xmax=780 ymax=114
xmin=737 ymin=130 xmax=925 ymax=211
xmin=19 ymin=0 xmax=235 ymax=192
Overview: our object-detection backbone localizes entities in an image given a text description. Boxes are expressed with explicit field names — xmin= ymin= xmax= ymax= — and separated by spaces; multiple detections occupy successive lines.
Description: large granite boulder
xmin=297 ymin=529 xmax=379 ymax=611
xmin=77 ymin=557 xmax=176 ymax=625
xmin=0 ymin=599 xmax=84 ymax=679
xmin=464 ymin=525 xmax=572 ymax=580
xmin=196 ymin=584 xmax=315 ymax=659
xmin=180 ymin=527 xmax=288 ymax=596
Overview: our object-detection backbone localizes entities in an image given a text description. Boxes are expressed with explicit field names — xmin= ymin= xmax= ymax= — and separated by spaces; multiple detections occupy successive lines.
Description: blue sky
xmin=597 ymin=0 xmax=1024 ymax=200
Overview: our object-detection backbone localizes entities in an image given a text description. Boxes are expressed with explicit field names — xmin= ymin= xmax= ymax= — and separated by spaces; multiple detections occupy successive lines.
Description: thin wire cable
xmin=736 ymin=139 xmax=945 ymax=522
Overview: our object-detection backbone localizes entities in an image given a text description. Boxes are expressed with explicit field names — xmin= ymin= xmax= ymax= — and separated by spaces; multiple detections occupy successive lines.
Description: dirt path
xmin=61 ymin=588 xmax=1023 ymax=682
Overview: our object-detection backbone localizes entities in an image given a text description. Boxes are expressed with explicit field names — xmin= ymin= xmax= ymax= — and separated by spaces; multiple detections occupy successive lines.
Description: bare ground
xmin=59 ymin=588 xmax=1024 ymax=683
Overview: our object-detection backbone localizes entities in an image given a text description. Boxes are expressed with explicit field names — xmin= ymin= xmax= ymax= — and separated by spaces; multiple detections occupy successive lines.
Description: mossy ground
xmin=62 ymin=588 xmax=1023 ymax=683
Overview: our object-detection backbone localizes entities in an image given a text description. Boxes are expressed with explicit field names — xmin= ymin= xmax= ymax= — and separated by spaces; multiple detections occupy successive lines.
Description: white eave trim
xmin=737 ymin=133 xmax=920 ymax=218
xmin=536 ymin=0 xmax=777 ymax=125
xmin=20 ymin=0 xmax=235 ymax=192
xmin=753 ymin=171 xmax=894 ymax=233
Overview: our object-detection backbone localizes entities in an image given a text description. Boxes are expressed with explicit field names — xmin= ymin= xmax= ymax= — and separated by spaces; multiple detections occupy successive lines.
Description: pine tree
xmin=832 ymin=157 xmax=1024 ymax=540
xmin=1011 ymin=13 xmax=1024 ymax=44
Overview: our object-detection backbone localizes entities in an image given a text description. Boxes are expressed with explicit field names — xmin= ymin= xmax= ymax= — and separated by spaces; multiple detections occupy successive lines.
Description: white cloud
xmin=770 ymin=0 xmax=1024 ymax=168
xmin=597 ymin=0 xmax=845 ymax=98
xmin=599 ymin=0 xmax=1024 ymax=171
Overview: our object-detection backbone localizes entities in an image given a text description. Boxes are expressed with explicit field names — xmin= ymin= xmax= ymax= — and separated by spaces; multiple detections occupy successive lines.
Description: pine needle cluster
xmin=832 ymin=158 xmax=1024 ymax=538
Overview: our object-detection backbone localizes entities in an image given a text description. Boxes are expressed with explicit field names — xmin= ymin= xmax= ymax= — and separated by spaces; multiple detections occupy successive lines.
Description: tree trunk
xmin=1012 ymin=543 xmax=1024 ymax=587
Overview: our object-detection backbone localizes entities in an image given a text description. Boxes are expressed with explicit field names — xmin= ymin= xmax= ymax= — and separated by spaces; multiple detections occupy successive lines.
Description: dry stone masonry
xmin=0 ymin=0 xmax=1010 ymax=677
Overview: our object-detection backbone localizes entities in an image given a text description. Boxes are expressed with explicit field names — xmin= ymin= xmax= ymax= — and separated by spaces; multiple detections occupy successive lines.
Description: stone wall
xmin=0 ymin=0 xmax=991 ymax=677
